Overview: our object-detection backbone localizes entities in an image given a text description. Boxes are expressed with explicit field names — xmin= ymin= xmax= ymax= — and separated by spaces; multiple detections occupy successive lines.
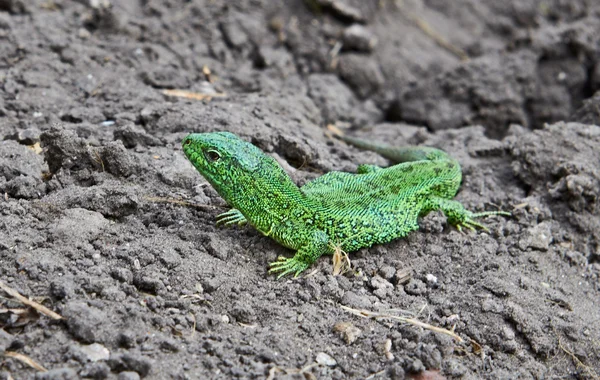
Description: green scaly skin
xmin=182 ymin=131 xmax=510 ymax=278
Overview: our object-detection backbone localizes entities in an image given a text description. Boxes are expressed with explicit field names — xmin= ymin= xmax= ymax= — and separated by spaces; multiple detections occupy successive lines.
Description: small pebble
xmin=80 ymin=343 xmax=110 ymax=362
xmin=425 ymin=273 xmax=438 ymax=285
xmin=315 ymin=352 xmax=337 ymax=367
xmin=342 ymin=24 xmax=377 ymax=52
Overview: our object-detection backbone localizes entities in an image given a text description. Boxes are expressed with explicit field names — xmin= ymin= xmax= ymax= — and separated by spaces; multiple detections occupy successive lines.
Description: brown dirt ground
xmin=1 ymin=0 xmax=600 ymax=379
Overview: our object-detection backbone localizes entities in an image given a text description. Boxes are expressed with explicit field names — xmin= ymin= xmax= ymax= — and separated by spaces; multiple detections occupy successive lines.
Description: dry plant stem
xmin=91 ymin=148 xmax=105 ymax=171
xmin=162 ymin=89 xmax=227 ymax=101
xmin=143 ymin=196 xmax=226 ymax=211
xmin=554 ymin=326 xmax=600 ymax=380
xmin=341 ymin=305 xmax=463 ymax=343
xmin=4 ymin=351 xmax=47 ymax=372
xmin=331 ymin=244 xmax=351 ymax=276
xmin=401 ymin=11 xmax=468 ymax=61
xmin=0 ymin=280 xmax=63 ymax=320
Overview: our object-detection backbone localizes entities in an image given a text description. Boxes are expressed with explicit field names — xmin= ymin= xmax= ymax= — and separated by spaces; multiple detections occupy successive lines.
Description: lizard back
xmin=302 ymin=158 xmax=462 ymax=250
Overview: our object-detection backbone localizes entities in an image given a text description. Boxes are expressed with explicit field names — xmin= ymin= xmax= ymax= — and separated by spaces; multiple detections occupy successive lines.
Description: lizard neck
xmin=212 ymin=165 xmax=316 ymax=233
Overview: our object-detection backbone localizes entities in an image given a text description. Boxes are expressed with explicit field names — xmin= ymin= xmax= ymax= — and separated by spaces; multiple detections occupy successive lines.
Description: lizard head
xmin=183 ymin=131 xmax=307 ymax=221
xmin=182 ymin=131 xmax=292 ymax=203
xmin=182 ymin=131 xmax=262 ymax=176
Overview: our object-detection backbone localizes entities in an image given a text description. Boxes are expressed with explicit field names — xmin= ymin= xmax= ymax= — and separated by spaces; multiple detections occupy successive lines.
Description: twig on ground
xmin=553 ymin=325 xmax=600 ymax=380
xmin=0 ymin=281 xmax=63 ymax=320
xmin=143 ymin=196 xmax=226 ymax=211
xmin=4 ymin=351 xmax=47 ymax=372
xmin=341 ymin=305 xmax=463 ymax=342
xmin=162 ymin=89 xmax=227 ymax=101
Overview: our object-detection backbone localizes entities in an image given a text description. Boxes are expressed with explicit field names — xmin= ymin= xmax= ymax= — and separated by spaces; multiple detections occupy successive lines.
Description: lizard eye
xmin=205 ymin=150 xmax=221 ymax=162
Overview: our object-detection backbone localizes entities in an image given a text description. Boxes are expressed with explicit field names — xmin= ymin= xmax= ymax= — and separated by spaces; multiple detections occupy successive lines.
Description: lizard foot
xmin=268 ymin=256 xmax=309 ymax=279
xmin=216 ymin=209 xmax=247 ymax=227
xmin=455 ymin=211 xmax=512 ymax=233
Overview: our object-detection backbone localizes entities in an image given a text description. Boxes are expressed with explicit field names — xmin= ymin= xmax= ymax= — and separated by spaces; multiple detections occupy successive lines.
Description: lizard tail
xmin=327 ymin=125 xmax=449 ymax=164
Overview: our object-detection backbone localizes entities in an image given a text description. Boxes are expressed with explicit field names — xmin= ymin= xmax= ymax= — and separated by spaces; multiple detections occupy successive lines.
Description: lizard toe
xmin=268 ymin=257 xmax=308 ymax=279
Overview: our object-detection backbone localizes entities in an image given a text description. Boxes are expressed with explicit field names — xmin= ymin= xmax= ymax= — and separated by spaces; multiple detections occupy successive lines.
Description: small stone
xmin=314 ymin=0 xmax=365 ymax=23
xmin=117 ymin=372 xmax=140 ymax=380
xmin=78 ymin=28 xmax=91 ymax=39
xmin=315 ymin=352 xmax=337 ymax=367
xmin=502 ymin=326 xmax=516 ymax=340
xmin=425 ymin=274 xmax=438 ymax=285
xmin=383 ymin=339 xmax=394 ymax=360
xmin=378 ymin=266 xmax=396 ymax=281
xmin=80 ymin=343 xmax=110 ymax=362
xmin=519 ymin=222 xmax=552 ymax=251
xmin=15 ymin=127 xmax=42 ymax=145
xmin=342 ymin=24 xmax=377 ymax=52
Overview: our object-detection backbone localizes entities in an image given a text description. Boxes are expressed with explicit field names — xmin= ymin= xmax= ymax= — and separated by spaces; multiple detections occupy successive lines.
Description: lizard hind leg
xmin=268 ymin=230 xmax=330 ymax=279
xmin=426 ymin=197 xmax=510 ymax=232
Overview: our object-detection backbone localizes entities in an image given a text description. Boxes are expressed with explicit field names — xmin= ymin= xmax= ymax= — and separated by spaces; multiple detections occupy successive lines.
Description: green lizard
xmin=182 ymin=131 xmax=509 ymax=278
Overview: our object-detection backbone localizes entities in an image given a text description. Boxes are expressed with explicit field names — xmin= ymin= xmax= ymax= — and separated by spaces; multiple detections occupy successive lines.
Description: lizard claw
xmin=460 ymin=218 xmax=486 ymax=232
xmin=268 ymin=256 xmax=308 ymax=279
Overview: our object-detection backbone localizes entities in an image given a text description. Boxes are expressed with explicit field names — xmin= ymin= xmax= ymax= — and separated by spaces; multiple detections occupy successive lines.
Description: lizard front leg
xmin=268 ymin=230 xmax=330 ymax=279
xmin=216 ymin=209 xmax=248 ymax=227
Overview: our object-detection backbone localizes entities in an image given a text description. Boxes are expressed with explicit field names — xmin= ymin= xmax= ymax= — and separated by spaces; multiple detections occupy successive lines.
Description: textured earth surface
xmin=1 ymin=0 xmax=600 ymax=379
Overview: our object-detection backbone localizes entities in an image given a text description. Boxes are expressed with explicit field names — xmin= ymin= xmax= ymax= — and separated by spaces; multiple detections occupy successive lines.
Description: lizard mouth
xmin=182 ymin=134 xmax=194 ymax=152
xmin=181 ymin=134 xmax=205 ymax=169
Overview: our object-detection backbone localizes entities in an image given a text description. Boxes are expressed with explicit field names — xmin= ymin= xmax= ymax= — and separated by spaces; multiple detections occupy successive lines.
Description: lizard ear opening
xmin=205 ymin=150 xmax=221 ymax=162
